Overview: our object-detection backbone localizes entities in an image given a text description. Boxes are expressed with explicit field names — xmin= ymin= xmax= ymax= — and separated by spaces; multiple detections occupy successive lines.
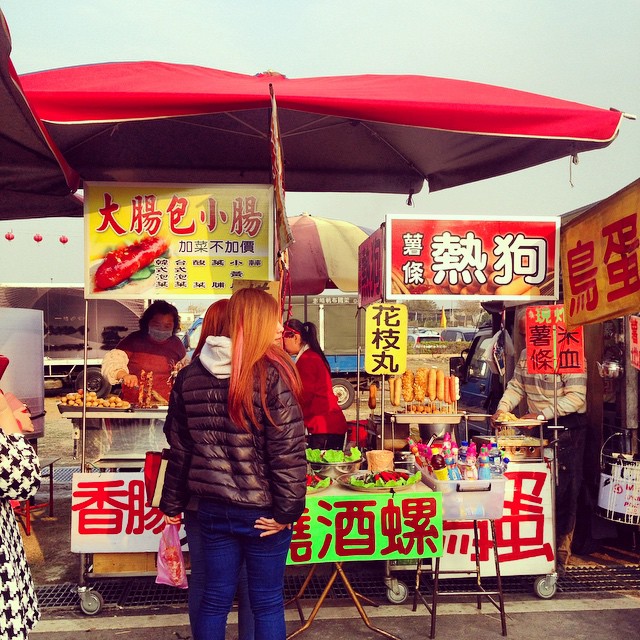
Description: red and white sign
xmin=440 ymin=462 xmax=554 ymax=577
xmin=525 ymin=305 xmax=585 ymax=375
xmin=385 ymin=215 xmax=559 ymax=301
xmin=71 ymin=472 xmax=180 ymax=553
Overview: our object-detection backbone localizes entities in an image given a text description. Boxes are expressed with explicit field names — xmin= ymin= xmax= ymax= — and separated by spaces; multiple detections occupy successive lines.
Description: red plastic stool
xmin=12 ymin=457 xmax=60 ymax=536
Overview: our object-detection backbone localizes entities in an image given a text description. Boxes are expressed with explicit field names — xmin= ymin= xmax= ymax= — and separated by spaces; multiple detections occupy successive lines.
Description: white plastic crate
xmin=420 ymin=467 xmax=506 ymax=520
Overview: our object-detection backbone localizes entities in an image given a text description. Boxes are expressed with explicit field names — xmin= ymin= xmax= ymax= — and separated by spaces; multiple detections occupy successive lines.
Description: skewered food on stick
xmin=402 ymin=370 xmax=414 ymax=403
xmin=426 ymin=368 xmax=436 ymax=401
xmin=436 ymin=369 xmax=445 ymax=401
xmin=368 ymin=383 xmax=377 ymax=410
xmin=413 ymin=368 xmax=428 ymax=402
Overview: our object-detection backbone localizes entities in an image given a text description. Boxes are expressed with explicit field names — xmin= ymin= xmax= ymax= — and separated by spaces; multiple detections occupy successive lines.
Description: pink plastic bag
xmin=156 ymin=523 xmax=188 ymax=589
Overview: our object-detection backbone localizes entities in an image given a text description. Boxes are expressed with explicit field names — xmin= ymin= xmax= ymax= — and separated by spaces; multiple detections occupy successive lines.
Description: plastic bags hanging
xmin=156 ymin=523 xmax=188 ymax=589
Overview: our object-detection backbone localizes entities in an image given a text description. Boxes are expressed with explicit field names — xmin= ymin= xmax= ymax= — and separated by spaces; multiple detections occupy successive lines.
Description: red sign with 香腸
xmin=385 ymin=215 xmax=559 ymax=301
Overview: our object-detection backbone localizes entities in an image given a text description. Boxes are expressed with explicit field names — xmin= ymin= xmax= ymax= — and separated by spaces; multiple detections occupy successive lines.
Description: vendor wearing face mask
xmin=100 ymin=300 xmax=187 ymax=456
xmin=102 ymin=300 xmax=187 ymax=406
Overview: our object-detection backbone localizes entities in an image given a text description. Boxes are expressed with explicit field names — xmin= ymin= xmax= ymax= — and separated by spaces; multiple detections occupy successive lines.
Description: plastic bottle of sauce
xmin=430 ymin=453 xmax=448 ymax=481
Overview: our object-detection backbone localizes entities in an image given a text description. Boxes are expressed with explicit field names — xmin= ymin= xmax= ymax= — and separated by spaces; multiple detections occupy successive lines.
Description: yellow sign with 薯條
xmin=84 ymin=182 xmax=274 ymax=299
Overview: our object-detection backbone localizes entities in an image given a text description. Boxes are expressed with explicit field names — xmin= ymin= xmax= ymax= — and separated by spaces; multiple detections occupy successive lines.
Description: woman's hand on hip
xmin=255 ymin=517 xmax=291 ymax=537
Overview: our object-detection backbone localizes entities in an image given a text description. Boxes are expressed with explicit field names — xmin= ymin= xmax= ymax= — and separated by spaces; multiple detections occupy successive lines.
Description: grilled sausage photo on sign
xmin=94 ymin=236 xmax=169 ymax=290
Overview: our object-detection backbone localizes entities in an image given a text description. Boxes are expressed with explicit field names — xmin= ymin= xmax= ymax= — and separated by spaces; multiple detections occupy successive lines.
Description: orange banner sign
xmin=561 ymin=178 xmax=640 ymax=327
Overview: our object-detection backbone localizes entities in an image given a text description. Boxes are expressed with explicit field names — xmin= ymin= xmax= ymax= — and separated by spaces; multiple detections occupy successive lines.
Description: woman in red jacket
xmin=283 ymin=319 xmax=348 ymax=450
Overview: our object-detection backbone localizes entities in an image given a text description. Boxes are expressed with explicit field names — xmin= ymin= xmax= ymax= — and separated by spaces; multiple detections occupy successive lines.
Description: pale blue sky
xmin=1 ymin=0 xmax=639 ymax=284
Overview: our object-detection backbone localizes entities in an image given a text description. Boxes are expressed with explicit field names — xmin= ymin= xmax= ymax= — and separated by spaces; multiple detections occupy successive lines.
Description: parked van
xmin=407 ymin=328 xmax=440 ymax=346
xmin=440 ymin=326 xmax=477 ymax=342
xmin=449 ymin=323 xmax=504 ymax=439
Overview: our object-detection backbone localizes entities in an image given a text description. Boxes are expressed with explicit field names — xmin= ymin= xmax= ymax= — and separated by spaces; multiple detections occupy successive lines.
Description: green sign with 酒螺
xmin=287 ymin=490 xmax=442 ymax=565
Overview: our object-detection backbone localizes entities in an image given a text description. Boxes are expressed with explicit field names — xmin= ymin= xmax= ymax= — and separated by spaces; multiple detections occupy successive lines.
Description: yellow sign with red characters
xmin=561 ymin=178 xmax=640 ymax=327
xmin=364 ymin=303 xmax=408 ymax=375
xmin=84 ymin=183 xmax=273 ymax=299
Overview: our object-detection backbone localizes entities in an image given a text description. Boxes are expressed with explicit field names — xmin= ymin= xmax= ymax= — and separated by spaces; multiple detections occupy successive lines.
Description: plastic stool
xmin=413 ymin=519 xmax=507 ymax=638
xmin=13 ymin=457 xmax=60 ymax=536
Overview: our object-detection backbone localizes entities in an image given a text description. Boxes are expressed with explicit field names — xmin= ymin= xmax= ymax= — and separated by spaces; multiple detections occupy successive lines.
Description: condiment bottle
xmin=478 ymin=446 xmax=491 ymax=480
xmin=430 ymin=453 xmax=448 ymax=481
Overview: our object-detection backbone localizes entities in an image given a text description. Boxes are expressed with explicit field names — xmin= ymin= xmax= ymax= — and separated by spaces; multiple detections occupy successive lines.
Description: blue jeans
xmin=195 ymin=501 xmax=292 ymax=640
xmin=184 ymin=509 xmax=255 ymax=640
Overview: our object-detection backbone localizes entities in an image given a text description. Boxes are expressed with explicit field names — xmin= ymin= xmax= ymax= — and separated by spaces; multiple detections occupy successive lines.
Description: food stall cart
xmin=373 ymin=394 xmax=557 ymax=601
xmin=357 ymin=214 xmax=565 ymax=605
xmin=61 ymin=181 xmax=279 ymax=613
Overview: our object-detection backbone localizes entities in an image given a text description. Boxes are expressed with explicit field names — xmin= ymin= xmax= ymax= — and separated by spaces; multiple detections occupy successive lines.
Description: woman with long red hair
xmin=160 ymin=288 xmax=306 ymax=640
xmin=191 ymin=298 xmax=229 ymax=359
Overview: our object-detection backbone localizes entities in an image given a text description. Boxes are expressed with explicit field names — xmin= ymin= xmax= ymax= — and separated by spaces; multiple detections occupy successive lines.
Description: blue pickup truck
xmin=182 ymin=297 xmax=369 ymax=409
xmin=449 ymin=323 xmax=506 ymax=439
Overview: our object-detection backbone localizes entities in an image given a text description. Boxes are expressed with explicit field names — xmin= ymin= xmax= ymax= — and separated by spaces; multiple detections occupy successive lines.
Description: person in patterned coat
xmin=0 ymin=366 xmax=41 ymax=639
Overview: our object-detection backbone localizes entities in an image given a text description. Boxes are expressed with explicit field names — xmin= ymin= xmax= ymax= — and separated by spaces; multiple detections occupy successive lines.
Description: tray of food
xmin=306 ymin=474 xmax=333 ymax=494
xmin=306 ymin=447 xmax=363 ymax=479
xmin=336 ymin=470 xmax=422 ymax=493
xmin=57 ymin=392 xmax=132 ymax=411
xmin=58 ymin=405 xmax=134 ymax=414
xmin=493 ymin=411 xmax=544 ymax=429
xmin=392 ymin=412 xmax=462 ymax=424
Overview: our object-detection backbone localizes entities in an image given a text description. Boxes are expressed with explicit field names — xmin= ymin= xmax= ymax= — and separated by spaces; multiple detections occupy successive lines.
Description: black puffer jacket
xmin=159 ymin=358 xmax=307 ymax=524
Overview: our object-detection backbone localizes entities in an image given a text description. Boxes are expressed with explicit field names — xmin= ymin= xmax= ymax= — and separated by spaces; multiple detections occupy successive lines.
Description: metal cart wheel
xmin=386 ymin=580 xmax=409 ymax=604
xmin=533 ymin=574 xmax=557 ymax=599
xmin=78 ymin=588 xmax=104 ymax=615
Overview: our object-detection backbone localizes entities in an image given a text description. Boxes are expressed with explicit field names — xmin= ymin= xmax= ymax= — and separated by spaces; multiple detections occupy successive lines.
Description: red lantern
xmin=4 ymin=231 xmax=14 ymax=241
xmin=59 ymin=235 xmax=69 ymax=244
xmin=33 ymin=234 xmax=43 ymax=243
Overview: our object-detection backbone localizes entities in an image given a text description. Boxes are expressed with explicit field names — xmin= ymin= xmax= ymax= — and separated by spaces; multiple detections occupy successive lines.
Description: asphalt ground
xmin=26 ymin=393 xmax=640 ymax=639
xmin=31 ymin=591 xmax=640 ymax=639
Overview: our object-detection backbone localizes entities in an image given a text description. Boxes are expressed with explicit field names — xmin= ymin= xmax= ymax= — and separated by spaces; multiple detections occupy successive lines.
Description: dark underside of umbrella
xmin=0 ymin=11 xmax=80 ymax=219
xmin=43 ymin=108 xmax=614 ymax=198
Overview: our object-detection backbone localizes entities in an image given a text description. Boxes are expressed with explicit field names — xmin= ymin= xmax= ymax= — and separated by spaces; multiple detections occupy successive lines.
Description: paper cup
xmin=366 ymin=449 xmax=394 ymax=473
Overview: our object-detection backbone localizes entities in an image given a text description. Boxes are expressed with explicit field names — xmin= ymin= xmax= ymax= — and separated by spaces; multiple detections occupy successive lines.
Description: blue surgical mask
xmin=148 ymin=328 xmax=173 ymax=342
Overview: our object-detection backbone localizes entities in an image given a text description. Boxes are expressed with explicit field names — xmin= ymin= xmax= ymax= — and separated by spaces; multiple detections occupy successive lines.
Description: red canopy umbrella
xmin=286 ymin=213 xmax=370 ymax=295
xmin=19 ymin=61 xmax=625 ymax=201
xmin=0 ymin=9 xmax=81 ymax=219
